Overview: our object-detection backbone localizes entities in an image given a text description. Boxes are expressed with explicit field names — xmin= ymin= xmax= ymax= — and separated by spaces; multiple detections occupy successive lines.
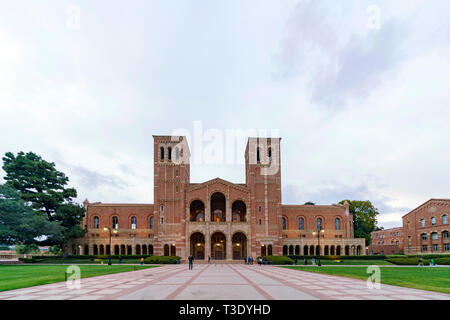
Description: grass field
xmin=284 ymin=266 xmax=450 ymax=294
xmin=0 ymin=265 xmax=157 ymax=292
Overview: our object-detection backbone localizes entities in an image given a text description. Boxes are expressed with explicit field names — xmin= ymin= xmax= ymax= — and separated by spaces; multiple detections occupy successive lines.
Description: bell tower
xmin=245 ymin=137 xmax=282 ymax=256
xmin=153 ymin=135 xmax=190 ymax=258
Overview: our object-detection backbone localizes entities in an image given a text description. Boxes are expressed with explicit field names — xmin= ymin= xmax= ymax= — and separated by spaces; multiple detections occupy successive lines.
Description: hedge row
xmin=387 ymin=257 xmax=450 ymax=265
xmin=31 ymin=254 xmax=155 ymax=260
xmin=144 ymin=256 xmax=181 ymax=264
xmin=287 ymin=255 xmax=387 ymax=260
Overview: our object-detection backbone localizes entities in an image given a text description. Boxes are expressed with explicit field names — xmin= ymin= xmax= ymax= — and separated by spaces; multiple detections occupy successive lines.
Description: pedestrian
xmin=208 ymin=255 xmax=211 ymax=264
xmin=244 ymin=257 xmax=247 ymax=264
xmin=188 ymin=255 xmax=194 ymax=270
xmin=418 ymin=257 xmax=423 ymax=266
xmin=431 ymin=258 xmax=435 ymax=267
xmin=140 ymin=257 xmax=144 ymax=265
xmin=119 ymin=256 xmax=123 ymax=264
xmin=304 ymin=258 xmax=307 ymax=265
xmin=258 ymin=257 xmax=262 ymax=266
xmin=294 ymin=258 xmax=298 ymax=265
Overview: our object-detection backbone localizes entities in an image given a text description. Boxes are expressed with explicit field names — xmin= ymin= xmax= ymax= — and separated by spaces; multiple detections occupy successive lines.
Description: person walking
xmin=244 ymin=257 xmax=247 ymax=264
xmin=188 ymin=255 xmax=194 ymax=270
xmin=208 ymin=255 xmax=211 ymax=264
xmin=140 ymin=257 xmax=144 ymax=265
xmin=418 ymin=257 xmax=423 ymax=266
xmin=304 ymin=258 xmax=307 ymax=265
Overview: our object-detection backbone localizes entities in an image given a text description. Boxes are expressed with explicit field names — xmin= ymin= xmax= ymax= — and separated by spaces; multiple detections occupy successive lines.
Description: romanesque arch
xmin=232 ymin=232 xmax=247 ymax=260
xmin=211 ymin=192 xmax=226 ymax=222
xmin=190 ymin=232 xmax=205 ymax=260
xmin=211 ymin=232 xmax=226 ymax=259
xmin=190 ymin=200 xmax=205 ymax=222
xmin=232 ymin=200 xmax=247 ymax=222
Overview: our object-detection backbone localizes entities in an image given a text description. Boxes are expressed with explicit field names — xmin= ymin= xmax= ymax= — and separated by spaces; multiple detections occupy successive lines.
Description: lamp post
xmin=312 ymin=227 xmax=325 ymax=266
xmin=104 ymin=227 xmax=117 ymax=265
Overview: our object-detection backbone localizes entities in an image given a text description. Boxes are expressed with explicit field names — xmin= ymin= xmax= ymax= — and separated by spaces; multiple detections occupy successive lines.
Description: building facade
xmin=370 ymin=227 xmax=403 ymax=255
xmin=402 ymin=199 xmax=450 ymax=254
xmin=69 ymin=135 xmax=366 ymax=260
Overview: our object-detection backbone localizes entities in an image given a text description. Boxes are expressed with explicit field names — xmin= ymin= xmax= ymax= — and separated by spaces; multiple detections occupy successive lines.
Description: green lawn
xmin=292 ymin=259 xmax=392 ymax=266
xmin=0 ymin=265 xmax=157 ymax=292
xmin=284 ymin=266 xmax=450 ymax=294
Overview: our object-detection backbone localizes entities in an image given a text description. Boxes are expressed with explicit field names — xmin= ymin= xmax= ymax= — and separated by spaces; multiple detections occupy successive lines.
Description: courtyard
xmin=0 ymin=264 xmax=449 ymax=300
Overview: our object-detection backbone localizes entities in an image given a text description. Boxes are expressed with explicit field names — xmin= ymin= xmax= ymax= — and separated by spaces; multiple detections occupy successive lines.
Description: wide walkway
xmin=0 ymin=264 xmax=449 ymax=300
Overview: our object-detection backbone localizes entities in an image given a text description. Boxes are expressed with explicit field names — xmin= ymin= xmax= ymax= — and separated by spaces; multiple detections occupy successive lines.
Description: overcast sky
xmin=1 ymin=1 xmax=449 ymax=229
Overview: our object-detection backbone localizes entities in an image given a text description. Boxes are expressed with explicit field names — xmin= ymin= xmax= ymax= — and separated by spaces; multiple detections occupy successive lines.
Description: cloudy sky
xmin=1 ymin=0 xmax=449 ymax=229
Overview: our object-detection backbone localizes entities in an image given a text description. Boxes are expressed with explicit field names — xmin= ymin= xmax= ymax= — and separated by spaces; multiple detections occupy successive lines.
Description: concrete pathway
xmin=0 ymin=264 xmax=449 ymax=300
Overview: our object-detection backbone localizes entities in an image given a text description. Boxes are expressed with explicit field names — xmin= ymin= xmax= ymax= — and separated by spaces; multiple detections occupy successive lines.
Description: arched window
xmin=420 ymin=219 xmax=425 ymax=227
xmin=112 ymin=216 xmax=118 ymax=229
xmin=298 ymin=217 xmax=304 ymax=230
xmin=421 ymin=233 xmax=427 ymax=240
xmin=268 ymin=147 xmax=272 ymax=162
xmin=175 ymin=147 xmax=180 ymax=161
xmin=149 ymin=216 xmax=154 ymax=229
xmin=443 ymin=231 xmax=449 ymax=239
xmin=160 ymin=147 xmax=164 ymax=160
xmin=316 ymin=218 xmax=323 ymax=230
xmin=443 ymin=215 xmax=448 ymax=224
xmin=93 ymin=216 xmax=99 ymax=229
xmin=431 ymin=232 xmax=438 ymax=240
xmin=131 ymin=216 xmax=137 ymax=229
xmin=407 ymin=221 xmax=411 ymax=229
xmin=256 ymin=147 xmax=260 ymax=162
xmin=431 ymin=217 xmax=436 ymax=225
xmin=282 ymin=217 xmax=287 ymax=230
xmin=168 ymin=147 xmax=172 ymax=160
xmin=335 ymin=218 xmax=341 ymax=230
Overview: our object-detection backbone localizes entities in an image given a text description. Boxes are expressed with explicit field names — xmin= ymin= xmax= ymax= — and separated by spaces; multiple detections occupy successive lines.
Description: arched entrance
xmin=232 ymin=232 xmax=247 ymax=260
xmin=211 ymin=192 xmax=226 ymax=222
xmin=211 ymin=232 xmax=226 ymax=260
xmin=190 ymin=200 xmax=205 ymax=222
xmin=164 ymin=244 xmax=169 ymax=256
xmin=190 ymin=232 xmax=205 ymax=260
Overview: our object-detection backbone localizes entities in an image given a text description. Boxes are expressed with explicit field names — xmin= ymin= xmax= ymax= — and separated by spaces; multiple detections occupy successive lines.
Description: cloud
xmin=69 ymin=166 xmax=128 ymax=190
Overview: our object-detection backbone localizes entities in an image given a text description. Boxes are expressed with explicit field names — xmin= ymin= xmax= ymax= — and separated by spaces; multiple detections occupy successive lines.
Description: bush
xmin=387 ymin=256 xmax=450 ymax=265
xmin=15 ymin=244 xmax=40 ymax=254
xmin=287 ymin=255 xmax=387 ymax=260
xmin=144 ymin=256 xmax=180 ymax=264
xmin=264 ymin=256 xmax=293 ymax=265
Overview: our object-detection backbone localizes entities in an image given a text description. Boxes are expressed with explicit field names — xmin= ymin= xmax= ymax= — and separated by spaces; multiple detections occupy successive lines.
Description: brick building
xmin=370 ymin=227 xmax=403 ymax=255
xmin=402 ymin=199 xmax=450 ymax=254
xmin=371 ymin=199 xmax=450 ymax=255
xmin=69 ymin=136 xmax=366 ymax=260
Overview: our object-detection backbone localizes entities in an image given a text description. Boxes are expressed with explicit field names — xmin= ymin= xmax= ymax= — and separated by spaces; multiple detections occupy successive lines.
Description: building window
xmin=160 ymin=147 xmax=164 ymax=160
xmin=316 ymin=218 xmax=322 ymax=230
xmin=444 ymin=243 xmax=450 ymax=251
xmin=282 ymin=217 xmax=286 ymax=230
xmin=160 ymin=205 xmax=164 ymax=212
xmin=422 ymin=245 xmax=428 ymax=251
xmin=256 ymin=147 xmax=260 ymax=162
xmin=131 ymin=216 xmax=137 ymax=229
xmin=420 ymin=219 xmax=425 ymax=227
xmin=149 ymin=216 xmax=154 ymax=229
xmin=176 ymin=169 xmax=179 ymax=177
xmin=268 ymin=147 xmax=272 ymax=162
xmin=259 ymin=219 xmax=262 ymax=225
xmin=175 ymin=147 xmax=180 ymax=161
xmin=432 ymin=244 xmax=438 ymax=251
xmin=112 ymin=216 xmax=118 ymax=229
xmin=161 ymin=217 xmax=164 ymax=224
xmin=443 ymin=231 xmax=449 ymax=239
xmin=298 ymin=218 xmax=304 ymax=230
xmin=431 ymin=217 xmax=436 ymax=225
xmin=443 ymin=214 xmax=448 ymax=224
xmin=407 ymin=221 xmax=411 ymax=229
xmin=431 ymin=232 xmax=438 ymax=240
xmin=93 ymin=216 xmax=99 ymax=229
xmin=176 ymin=186 xmax=179 ymax=192
xmin=335 ymin=218 xmax=341 ymax=230
xmin=168 ymin=147 xmax=172 ymax=160
xmin=421 ymin=233 xmax=427 ymax=241
xmin=258 ymin=206 xmax=262 ymax=212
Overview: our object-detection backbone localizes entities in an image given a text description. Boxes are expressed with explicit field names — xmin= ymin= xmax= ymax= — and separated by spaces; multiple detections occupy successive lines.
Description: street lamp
xmin=312 ymin=227 xmax=325 ymax=266
xmin=104 ymin=227 xmax=117 ymax=265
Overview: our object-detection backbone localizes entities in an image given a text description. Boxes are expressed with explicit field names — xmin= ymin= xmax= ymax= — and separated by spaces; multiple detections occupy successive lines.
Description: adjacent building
xmin=69 ymin=135 xmax=367 ymax=260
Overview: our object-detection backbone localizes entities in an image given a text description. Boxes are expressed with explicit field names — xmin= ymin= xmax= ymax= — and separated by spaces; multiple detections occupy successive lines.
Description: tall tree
xmin=2 ymin=152 xmax=77 ymax=220
xmin=0 ymin=184 xmax=62 ymax=245
xmin=339 ymin=200 xmax=379 ymax=245
xmin=2 ymin=152 xmax=85 ymax=253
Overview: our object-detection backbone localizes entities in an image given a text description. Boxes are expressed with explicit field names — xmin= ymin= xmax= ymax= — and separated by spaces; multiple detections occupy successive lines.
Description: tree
xmin=0 ymin=184 xmax=62 ymax=245
xmin=2 ymin=152 xmax=77 ymax=220
xmin=339 ymin=200 xmax=379 ymax=245
xmin=1 ymin=152 xmax=85 ymax=254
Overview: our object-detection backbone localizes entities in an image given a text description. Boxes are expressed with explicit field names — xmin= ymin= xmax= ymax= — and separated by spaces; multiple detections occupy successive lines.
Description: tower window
xmin=131 ymin=216 xmax=137 ymax=229
xmin=256 ymin=147 xmax=260 ymax=162
xmin=268 ymin=147 xmax=272 ymax=162
xmin=168 ymin=147 xmax=172 ymax=160
xmin=160 ymin=147 xmax=165 ymax=160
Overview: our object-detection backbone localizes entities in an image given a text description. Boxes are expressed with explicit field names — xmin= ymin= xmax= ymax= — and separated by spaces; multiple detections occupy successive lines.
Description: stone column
xmin=205 ymin=230 xmax=211 ymax=260
xmin=226 ymin=237 xmax=232 ymax=261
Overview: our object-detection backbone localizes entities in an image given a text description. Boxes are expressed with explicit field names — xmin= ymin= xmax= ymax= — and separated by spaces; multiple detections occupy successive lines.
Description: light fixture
xmin=236 ymin=243 xmax=240 ymax=247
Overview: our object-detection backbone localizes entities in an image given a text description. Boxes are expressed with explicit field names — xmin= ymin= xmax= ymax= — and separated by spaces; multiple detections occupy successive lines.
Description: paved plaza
xmin=0 ymin=264 xmax=449 ymax=300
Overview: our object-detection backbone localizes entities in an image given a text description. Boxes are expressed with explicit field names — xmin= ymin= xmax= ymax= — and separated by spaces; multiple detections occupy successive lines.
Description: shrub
xmin=144 ymin=256 xmax=180 ymax=264
xmin=287 ymin=255 xmax=387 ymax=260
xmin=265 ymin=256 xmax=293 ymax=265
xmin=15 ymin=244 xmax=40 ymax=254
